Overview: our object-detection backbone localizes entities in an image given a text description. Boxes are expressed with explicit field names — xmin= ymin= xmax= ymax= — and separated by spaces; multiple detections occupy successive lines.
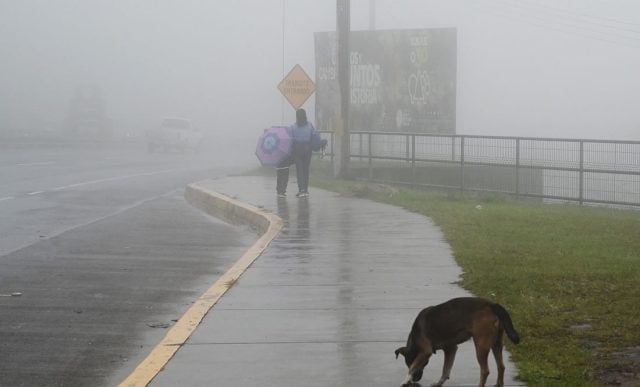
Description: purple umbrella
xmin=255 ymin=126 xmax=292 ymax=167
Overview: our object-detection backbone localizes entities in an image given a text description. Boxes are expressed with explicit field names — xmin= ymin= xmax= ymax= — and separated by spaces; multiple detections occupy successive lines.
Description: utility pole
xmin=336 ymin=0 xmax=350 ymax=178
xmin=369 ymin=0 xmax=376 ymax=30
xmin=281 ymin=0 xmax=286 ymax=125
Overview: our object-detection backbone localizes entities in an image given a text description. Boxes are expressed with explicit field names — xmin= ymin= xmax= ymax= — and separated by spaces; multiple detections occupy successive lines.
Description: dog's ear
xmin=395 ymin=347 xmax=407 ymax=359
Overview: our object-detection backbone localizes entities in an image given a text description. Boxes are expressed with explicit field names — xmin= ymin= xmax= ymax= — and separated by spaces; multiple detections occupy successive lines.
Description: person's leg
xmin=294 ymin=143 xmax=305 ymax=194
xmin=276 ymin=166 xmax=289 ymax=195
xmin=301 ymin=149 xmax=312 ymax=193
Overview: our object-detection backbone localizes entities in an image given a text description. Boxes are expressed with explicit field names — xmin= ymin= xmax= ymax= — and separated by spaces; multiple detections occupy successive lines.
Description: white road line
xmin=2 ymin=168 xmax=181 ymax=200
xmin=16 ymin=161 xmax=55 ymax=166
xmin=51 ymin=168 xmax=179 ymax=191
xmin=0 ymin=189 xmax=180 ymax=258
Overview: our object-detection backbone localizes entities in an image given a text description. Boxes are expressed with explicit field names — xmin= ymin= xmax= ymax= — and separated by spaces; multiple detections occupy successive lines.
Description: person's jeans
xmin=293 ymin=141 xmax=312 ymax=193
xmin=276 ymin=166 xmax=289 ymax=194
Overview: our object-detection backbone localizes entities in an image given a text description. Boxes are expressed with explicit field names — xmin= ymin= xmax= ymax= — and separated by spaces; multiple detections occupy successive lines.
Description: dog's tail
xmin=491 ymin=303 xmax=521 ymax=344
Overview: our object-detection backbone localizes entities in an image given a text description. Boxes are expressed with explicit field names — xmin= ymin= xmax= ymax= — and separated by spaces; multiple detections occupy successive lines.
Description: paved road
xmin=0 ymin=144 xmax=252 ymax=257
xmin=0 ymin=144 xmax=257 ymax=386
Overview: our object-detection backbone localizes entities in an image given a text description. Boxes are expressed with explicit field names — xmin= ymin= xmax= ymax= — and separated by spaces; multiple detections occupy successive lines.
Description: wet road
xmin=0 ymin=144 xmax=257 ymax=386
xmin=0 ymin=144 xmax=252 ymax=257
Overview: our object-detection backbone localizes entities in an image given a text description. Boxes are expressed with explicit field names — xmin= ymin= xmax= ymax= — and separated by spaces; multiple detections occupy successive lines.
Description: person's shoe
xmin=296 ymin=191 xmax=309 ymax=198
xmin=277 ymin=192 xmax=286 ymax=198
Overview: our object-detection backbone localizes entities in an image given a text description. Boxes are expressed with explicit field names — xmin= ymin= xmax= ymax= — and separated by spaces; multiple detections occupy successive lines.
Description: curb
xmin=118 ymin=181 xmax=283 ymax=387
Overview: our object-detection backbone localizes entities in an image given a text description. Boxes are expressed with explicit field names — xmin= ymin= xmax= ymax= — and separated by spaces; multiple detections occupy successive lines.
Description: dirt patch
xmin=595 ymin=347 xmax=640 ymax=386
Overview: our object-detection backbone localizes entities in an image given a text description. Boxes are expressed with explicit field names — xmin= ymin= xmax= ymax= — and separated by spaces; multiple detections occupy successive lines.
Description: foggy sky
xmin=1 ymin=0 xmax=640 ymax=141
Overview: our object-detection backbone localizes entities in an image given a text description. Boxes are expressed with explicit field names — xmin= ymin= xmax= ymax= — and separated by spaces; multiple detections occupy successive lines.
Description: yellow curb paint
xmin=118 ymin=184 xmax=283 ymax=387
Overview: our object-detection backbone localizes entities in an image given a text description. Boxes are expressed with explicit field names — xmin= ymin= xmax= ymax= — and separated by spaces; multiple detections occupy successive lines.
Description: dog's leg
xmin=491 ymin=333 xmax=505 ymax=387
xmin=473 ymin=337 xmax=492 ymax=387
xmin=431 ymin=345 xmax=457 ymax=387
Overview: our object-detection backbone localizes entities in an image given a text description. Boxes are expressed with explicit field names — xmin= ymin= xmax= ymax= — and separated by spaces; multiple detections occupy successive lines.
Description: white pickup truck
xmin=147 ymin=118 xmax=204 ymax=153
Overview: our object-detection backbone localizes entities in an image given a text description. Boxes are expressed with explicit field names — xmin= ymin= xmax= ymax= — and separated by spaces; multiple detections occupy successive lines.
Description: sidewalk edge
xmin=118 ymin=181 xmax=283 ymax=387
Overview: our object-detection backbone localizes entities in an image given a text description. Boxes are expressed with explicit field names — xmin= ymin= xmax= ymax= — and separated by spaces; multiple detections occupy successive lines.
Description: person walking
xmin=289 ymin=108 xmax=316 ymax=198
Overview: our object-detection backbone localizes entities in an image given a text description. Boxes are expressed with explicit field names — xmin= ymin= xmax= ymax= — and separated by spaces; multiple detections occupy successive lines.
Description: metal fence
xmin=318 ymin=131 xmax=640 ymax=207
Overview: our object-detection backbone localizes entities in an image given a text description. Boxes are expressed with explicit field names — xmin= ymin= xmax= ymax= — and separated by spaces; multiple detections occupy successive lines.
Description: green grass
xmin=309 ymin=166 xmax=640 ymax=386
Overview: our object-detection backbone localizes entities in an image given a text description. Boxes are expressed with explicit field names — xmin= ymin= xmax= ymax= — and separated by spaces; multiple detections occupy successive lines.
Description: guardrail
xmin=318 ymin=131 xmax=640 ymax=207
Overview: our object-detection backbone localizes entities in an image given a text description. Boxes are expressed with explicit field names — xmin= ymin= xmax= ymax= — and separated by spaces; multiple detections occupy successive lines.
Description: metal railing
xmin=318 ymin=131 xmax=640 ymax=207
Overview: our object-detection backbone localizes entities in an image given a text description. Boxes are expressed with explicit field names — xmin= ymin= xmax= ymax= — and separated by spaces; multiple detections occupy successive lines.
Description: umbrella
xmin=255 ymin=126 xmax=292 ymax=167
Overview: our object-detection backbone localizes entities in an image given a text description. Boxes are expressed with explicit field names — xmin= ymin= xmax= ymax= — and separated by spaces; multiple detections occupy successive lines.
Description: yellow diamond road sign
xmin=278 ymin=64 xmax=315 ymax=110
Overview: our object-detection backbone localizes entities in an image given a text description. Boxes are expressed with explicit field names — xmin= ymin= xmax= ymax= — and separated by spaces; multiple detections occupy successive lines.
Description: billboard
xmin=315 ymin=28 xmax=457 ymax=134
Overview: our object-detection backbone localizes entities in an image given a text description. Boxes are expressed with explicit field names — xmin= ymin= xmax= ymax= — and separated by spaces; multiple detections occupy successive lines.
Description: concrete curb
xmin=118 ymin=181 xmax=283 ymax=387
xmin=184 ymin=182 xmax=273 ymax=234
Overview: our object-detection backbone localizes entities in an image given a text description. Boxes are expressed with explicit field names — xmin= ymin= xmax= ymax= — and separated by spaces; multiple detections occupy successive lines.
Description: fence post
xmin=515 ymin=138 xmax=520 ymax=197
xmin=411 ymin=134 xmax=416 ymax=188
xmin=359 ymin=133 xmax=363 ymax=161
xmin=368 ymin=132 xmax=373 ymax=181
xmin=406 ymin=135 xmax=410 ymax=165
xmin=460 ymin=136 xmax=465 ymax=192
xmin=451 ymin=136 xmax=456 ymax=161
xmin=579 ymin=140 xmax=584 ymax=205
xmin=330 ymin=132 xmax=335 ymax=170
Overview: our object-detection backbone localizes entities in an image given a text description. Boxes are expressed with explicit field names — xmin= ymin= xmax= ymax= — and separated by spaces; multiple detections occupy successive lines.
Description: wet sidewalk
xmin=149 ymin=175 xmax=521 ymax=387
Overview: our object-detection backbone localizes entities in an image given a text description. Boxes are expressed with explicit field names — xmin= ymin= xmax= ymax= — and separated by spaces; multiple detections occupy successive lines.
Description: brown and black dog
xmin=395 ymin=297 xmax=520 ymax=387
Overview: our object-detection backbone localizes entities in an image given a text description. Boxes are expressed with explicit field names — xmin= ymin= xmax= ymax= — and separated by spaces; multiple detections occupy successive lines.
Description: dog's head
xmin=395 ymin=346 xmax=425 ymax=382
xmin=394 ymin=345 xmax=428 ymax=382
xmin=396 ymin=307 xmax=435 ymax=383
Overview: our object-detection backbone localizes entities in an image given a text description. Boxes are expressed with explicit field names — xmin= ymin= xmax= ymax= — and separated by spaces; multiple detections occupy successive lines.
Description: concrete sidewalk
xmin=146 ymin=175 xmax=521 ymax=387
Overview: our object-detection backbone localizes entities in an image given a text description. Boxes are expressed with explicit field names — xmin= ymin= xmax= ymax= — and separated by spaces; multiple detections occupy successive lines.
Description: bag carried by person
xmin=310 ymin=131 xmax=328 ymax=152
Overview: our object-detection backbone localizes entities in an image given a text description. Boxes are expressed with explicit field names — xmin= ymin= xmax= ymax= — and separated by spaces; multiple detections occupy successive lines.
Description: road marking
xmin=16 ymin=161 xmax=55 ymax=166
xmin=51 ymin=168 xmax=179 ymax=191
xmin=1 ymin=169 xmax=181 ymax=200
xmin=0 ymin=189 xmax=181 ymax=259
xmin=118 ymin=185 xmax=284 ymax=387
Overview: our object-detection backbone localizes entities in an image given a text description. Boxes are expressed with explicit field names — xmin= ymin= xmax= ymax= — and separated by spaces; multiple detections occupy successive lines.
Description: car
xmin=147 ymin=117 xmax=204 ymax=153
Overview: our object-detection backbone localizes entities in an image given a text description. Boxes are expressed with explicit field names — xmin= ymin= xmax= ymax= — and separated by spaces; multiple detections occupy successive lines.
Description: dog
xmin=395 ymin=297 xmax=520 ymax=387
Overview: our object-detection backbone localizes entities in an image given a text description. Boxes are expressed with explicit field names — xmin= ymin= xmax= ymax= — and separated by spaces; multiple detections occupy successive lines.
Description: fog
xmin=1 ymin=0 xmax=640 ymax=145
